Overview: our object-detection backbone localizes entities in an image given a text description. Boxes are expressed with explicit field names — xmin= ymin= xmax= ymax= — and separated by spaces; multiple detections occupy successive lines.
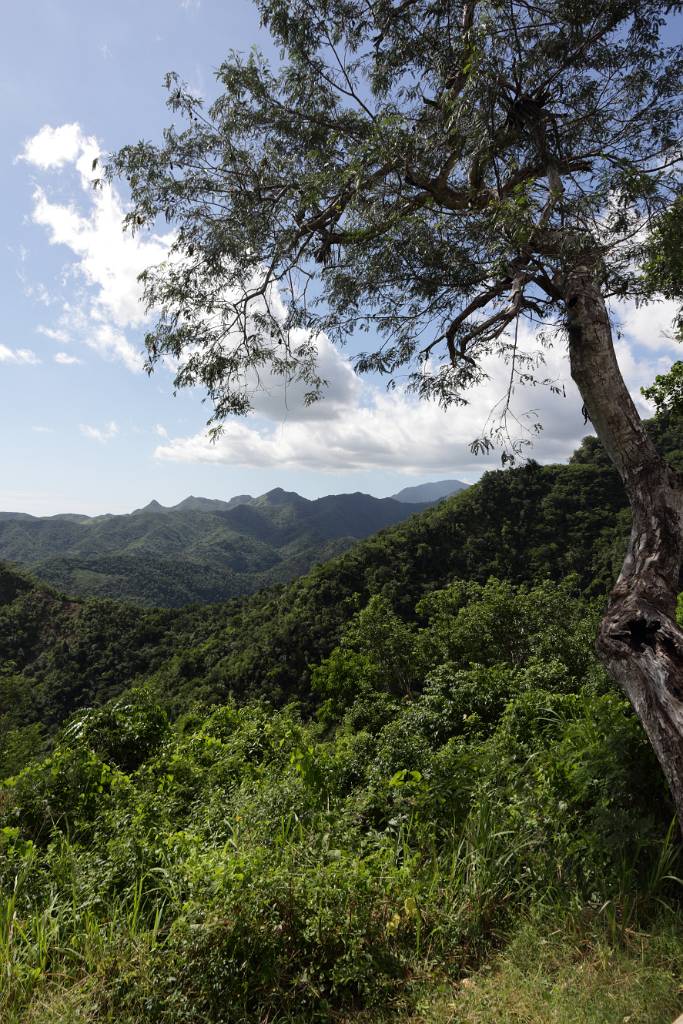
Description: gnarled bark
xmin=564 ymin=265 xmax=683 ymax=829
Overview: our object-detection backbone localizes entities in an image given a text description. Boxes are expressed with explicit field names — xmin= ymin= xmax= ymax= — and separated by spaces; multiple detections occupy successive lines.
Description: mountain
xmin=0 ymin=426 xmax=639 ymax=727
xmin=2 ymin=430 xmax=679 ymax=1024
xmin=0 ymin=488 xmax=432 ymax=607
xmin=10 ymin=410 xmax=683 ymax=733
xmin=173 ymin=494 xmax=252 ymax=513
xmin=132 ymin=495 xmax=256 ymax=514
xmin=4 ymin=408 xmax=682 ymax=620
xmin=390 ymin=478 xmax=468 ymax=503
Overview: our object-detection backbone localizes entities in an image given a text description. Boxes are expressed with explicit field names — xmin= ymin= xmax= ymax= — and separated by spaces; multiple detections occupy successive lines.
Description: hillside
xmin=2 ymin=425 xmax=683 ymax=1023
xmin=6 ymin=415 xmax=683 ymax=744
xmin=0 ymin=488 xmax=432 ymax=607
xmin=0 ymin=432 xmax=631 ymax=741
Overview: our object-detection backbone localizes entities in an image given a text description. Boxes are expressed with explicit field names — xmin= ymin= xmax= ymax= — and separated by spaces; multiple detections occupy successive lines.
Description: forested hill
xmin=0 ymin=488 xmax=436 ymax=607
xmin=3 ymin=421 xmax=683 ymax=1020
xmin=2 ymin=416 xmax=682 ymax=756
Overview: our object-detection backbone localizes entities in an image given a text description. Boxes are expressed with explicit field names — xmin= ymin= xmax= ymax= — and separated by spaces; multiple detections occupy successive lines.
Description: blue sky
xmin=1 ymin=1 xmax=680 ymax=515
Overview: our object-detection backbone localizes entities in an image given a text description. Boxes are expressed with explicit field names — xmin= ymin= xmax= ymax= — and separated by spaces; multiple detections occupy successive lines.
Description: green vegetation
xmin=416 ymin=916 xmax=683 ymax=1023
xmin=4 ymin=420 xmax=683 ymax=770
xmin=3 ymin=0 xmax=681 ymax=1012
xmin=2 ymin=428 xmax=683 ymax=1021
xmin=111 ymin=0 xmax=683 ymax=856
xmin=0 ymin=489 xmax=434 ymax=607
xmin=6 ymin=418 xmax=683 ymax=754
xmin=1 ymin=574 xmax=682 ymax=1022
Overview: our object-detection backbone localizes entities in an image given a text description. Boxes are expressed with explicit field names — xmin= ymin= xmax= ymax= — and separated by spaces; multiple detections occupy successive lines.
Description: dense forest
xmin=0 ymin=488 xmax=452 ymax=607
xmin=2 ymin=424 xmax=683 ymax=1022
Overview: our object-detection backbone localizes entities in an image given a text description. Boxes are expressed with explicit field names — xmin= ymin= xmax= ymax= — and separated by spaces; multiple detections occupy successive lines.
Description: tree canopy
xmin=109 ymin=0 xmax=682 ymax=441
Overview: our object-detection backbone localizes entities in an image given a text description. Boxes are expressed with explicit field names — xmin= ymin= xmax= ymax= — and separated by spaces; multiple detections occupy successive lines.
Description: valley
xmin=0 ymin=483 xmax=465 ymax=606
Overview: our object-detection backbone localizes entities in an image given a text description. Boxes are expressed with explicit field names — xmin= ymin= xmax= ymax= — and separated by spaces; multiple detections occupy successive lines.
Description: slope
xmin=1 ymin=423 xmax=650 ymax=738
xmin=0 ymin=490 xmax=431 ymax=607
xmin=2 ymin=446 xmax=682 ymax=1023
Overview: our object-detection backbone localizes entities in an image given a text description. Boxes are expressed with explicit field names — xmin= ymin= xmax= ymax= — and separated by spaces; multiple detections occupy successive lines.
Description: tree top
xmin=109 ymin=0 xmax=682 ymax=439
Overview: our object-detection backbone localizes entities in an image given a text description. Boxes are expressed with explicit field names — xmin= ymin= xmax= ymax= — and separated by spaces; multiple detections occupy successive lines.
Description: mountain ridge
xmin=390 ymin=478 xmax=468 ymax=503
xmin=0 ymin=479 xmax=468 ymax=522
xmin=0 ymin=486 xmax=443 ymax=606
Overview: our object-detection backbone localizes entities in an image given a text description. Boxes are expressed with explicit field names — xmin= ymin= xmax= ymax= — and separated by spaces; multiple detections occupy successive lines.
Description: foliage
xmin=108 ymin=1 xmax=682 ymax=442
xmin=1 ymin=573 xmax=680 ymax=1021
xmin=2 ymin=1 xmax=683 ymax=1014
xmin=0 ymin=490 xmax=429 ymax=607
xmin=642 ymin=193 xmax=683 ymax=340
xmin=6 ymin=420 xmax=683 ymax=766
xmin=642 ymin=361 xmax=683 ymax=417
xmin=418 ymin=912 xmax=683 ymax=1023
xmin=1 ymin=427 xmax=682 ymax=1016
xmin=62 ymin=688 xmax=169 ymax=773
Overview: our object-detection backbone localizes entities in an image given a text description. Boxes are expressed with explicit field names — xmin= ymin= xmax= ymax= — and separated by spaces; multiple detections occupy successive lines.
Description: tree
xmin=109 ymin=2 xmax=683 ymax=823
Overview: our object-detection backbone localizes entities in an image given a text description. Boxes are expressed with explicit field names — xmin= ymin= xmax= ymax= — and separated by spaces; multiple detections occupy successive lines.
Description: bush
xmin=61 ymin=687 xmax=169 ymax=772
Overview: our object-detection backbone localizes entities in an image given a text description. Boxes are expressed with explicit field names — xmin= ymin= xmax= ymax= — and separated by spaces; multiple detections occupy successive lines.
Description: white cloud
xmin=32 ymin=426 xmax=53 ymax=434
xmin=19 ymin=123 xmax=88 ymax=169
xmin=247 ymin=332 xmax=361 ymax=423
xmin=155 ymin=400 xmax=576 ymax=475
xmin=37 ymin=325 xmax=70 ymax=343
xmin=54 ymin=352 xmax=82 ymax=365
xmin=85 ymin=323 xmax=144 ymax=372
xmin=154 ymin=424 xmax=168 ymax=438
xmin=80 ymin=421 xmax=119 ymax=443
xmin=0 ymin=344 xmax=41 ymax=365
xmin=154 ymin=303 xmax=679 ymax=476
xmin=18 ymin=122 xmax=681 ymax=476
xmin=19 ymin=124 xmax=347 ymax=388
xmin=19 ymin=123 xmax=100 ymax=186
xmin=20 ymin=122 xmax=172 ymax=373
xmin=30 ymin=181 xmax=169 ymax=334
xmin=616 ymin=297 xmax=681 ymax=353
xmin=154 ymin=331 xmax=586 ymax=474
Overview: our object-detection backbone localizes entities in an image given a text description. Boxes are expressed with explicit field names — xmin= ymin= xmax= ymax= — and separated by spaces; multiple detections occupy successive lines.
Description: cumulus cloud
xmin=80 ymin=421 xmax=118 ymax=442
xmin=54 ymin=352 xmax=82 ymax=365
xmin=18 ymin=122 xmax=679 ymax=477
xmin=615 ymin=297 xmax=681 ymax=353
xmin=18 ymin=123 xmax=99 ymax=181
xmin=0 ymin=345 xmax=41 ymax=365
xmin=20 ymin=123 xmax=171 ymax=372
xmin=37 ymin=325 xmax=70 ymax=344
xmin=154 ymin=303 xmax=676 ymax=476
xmin=154 ymin=331 xmax=582 ymax=475
xmin=19 ymin=124 xmax=349 ymax=389
xmin=154 ymin=424 xmax=168 ymax=438
xmin=245 ymin=333 xmax=361 ymax=423
xmin=85 ymin=323 xmax=144 ymax=372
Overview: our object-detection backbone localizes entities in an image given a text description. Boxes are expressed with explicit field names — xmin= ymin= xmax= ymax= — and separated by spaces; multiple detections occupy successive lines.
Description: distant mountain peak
xmin=0 ymin=482 xmax=469 ymax=606
xmin=390 ymin=479 xmax=468 ymax=504
xmin=132 ymin=499 xmax=167 ymax=515
xmin=174 ymin=495 xmax=235 ymax=513
xmin=258 ymin=488 xmax=310 ymax=507
xmin=225 ymin=494 xmax=253 ymax=510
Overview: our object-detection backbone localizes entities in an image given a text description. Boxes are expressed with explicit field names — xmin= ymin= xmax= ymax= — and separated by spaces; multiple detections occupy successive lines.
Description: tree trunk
xmin=564 ymin=264 xmax=683 ymax=830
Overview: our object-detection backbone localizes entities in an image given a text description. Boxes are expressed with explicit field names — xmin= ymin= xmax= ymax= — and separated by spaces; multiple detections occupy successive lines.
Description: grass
xmin=11 ymin=909 xmax=682 ymax=1024
xmin=407 ymin=913 xmax=683 ymax=1024
xmin=19 ymin=977 xmax=99 ymax=1024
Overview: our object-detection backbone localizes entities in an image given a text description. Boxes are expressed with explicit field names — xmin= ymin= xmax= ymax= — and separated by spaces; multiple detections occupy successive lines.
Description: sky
xmin=0 ymin=1 xmax=681 ymax=516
